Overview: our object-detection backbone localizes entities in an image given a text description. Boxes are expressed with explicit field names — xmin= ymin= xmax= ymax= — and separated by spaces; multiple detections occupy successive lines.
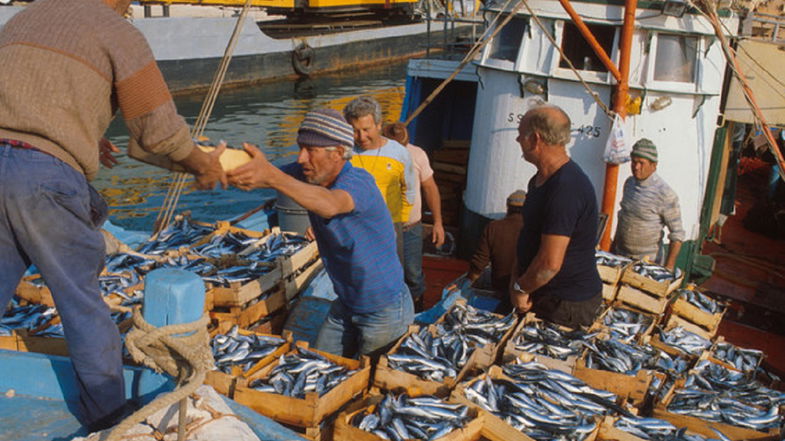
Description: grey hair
xmin=325 ymin=146 xmax=353 ymax=160
xmin=343 ymin=96 xmax=382 ymax=125
xmin=522 ymin=104 xmax=572 ymax=146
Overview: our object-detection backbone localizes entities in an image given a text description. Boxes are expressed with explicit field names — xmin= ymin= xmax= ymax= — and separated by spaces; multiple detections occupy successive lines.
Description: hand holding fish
xmin=227 ymin=143 xmax=280 ymax=191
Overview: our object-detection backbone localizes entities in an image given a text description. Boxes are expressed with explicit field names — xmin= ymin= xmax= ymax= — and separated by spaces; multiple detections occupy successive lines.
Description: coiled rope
xmin=105 ymin=310 xmax=213 ymax=441
xmin=152 ymin=0 xmax=253 ymax=239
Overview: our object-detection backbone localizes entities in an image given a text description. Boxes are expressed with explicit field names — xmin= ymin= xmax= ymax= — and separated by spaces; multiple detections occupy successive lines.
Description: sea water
xmin=94 ymin=61 xmax=408 ymax=232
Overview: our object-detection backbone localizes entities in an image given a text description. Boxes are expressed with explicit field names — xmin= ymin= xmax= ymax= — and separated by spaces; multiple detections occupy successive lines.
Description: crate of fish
xmin=453 ymin=362 xmax=626 ymax=441
xmin=15 ymin=270 xmax=144 ymax=314
xmin=134 ymin=214 xmax=218 ymax=257
xmin=596 ymin=415 xmax=727 ymax=441
xmin=668 ymin=288 xmax=726 ymax=337
xmin=204 ymin=324 xmax=290 ymax=397
xmin=707 ymin=338 xmax=765 ymax=375
xmin=206 ymin=229 xmax=318 ymax=307
xmin=620 ymin=262 xmax=684 ymax=298
xmin=208 ymin=285 xmax=287 ymax=329
xmin=374 ymin=324 xmax=495 ymax=397
xmin=432 ymin=299 xmax=518 ymax=362
xmin=0 ymin=300 xmax=68 ymax=356
xmin=596 ymin=251 xmax=633 ymax=285
xmin=501 ymin=313 xmax=592 ymax=373
xmin=232 ymin=340 xmax=370 ymax=428
xmin=333 ymin=391 xmax=487 ymax=441
xmin=574 ymin=335 xmax=659 ymax=406
xmin=649 ymin=325 xmax=714 ymax=360
xmin=652 ymin=365 xmax=785 ymax=440
xmin=615 ymin=284 xmax=671 ymax=315
xmin=591 ymin=303 xmax=657 ymax=345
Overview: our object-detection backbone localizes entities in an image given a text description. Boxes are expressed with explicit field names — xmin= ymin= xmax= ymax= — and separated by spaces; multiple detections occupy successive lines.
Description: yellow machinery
xmin=137 ymin=0 xmax=421 ymax=19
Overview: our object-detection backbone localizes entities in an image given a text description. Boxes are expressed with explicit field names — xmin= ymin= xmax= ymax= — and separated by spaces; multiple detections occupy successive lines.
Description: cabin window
xmin=559 ymin=22 xmax=615 ymax=72
xmin=654 ymin=34 xmax=697 ymax=82
xmin=489 ymin=16 xmax=528 ymax=62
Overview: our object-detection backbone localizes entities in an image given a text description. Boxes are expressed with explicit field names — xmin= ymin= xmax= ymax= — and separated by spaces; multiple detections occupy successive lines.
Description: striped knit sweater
xmin=0 ymin=0 xmax=193 ymax=180
xmin=613 ymin=173 xmax=686 ymax=260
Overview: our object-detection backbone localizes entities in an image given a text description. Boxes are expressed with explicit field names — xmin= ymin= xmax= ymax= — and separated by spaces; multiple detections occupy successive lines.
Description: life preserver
xmin=292 ymin=43 xmax=314 ymax=76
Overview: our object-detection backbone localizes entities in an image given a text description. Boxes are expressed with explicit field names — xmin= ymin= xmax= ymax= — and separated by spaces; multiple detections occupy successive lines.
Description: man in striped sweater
xmin=612 ymin=138 xmax=685 ymax=270
xmin=0 ymin=0 xmax=225 ymax=431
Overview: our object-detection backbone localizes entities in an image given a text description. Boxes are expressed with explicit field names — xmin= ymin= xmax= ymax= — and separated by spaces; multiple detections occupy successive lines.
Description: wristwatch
xmin=512 ymin=281 xmax=528 ymax=295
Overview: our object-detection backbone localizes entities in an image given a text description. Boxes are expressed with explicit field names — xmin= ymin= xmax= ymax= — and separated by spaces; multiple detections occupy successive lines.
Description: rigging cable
xmin=152 ymin=0 xmax=253 ymax=238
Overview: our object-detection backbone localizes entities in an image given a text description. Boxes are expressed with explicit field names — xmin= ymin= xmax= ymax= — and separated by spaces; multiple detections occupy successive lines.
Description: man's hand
xmin=178 ymin=141 xmax=227 ymax=190
xmin=99 ymin=138 xmax=120 ymax=168
xmin=227 ymin=143 xmax=280 ymax=191
xmin=432 ymin=222 xmax=445 ymax=248
xmin=510 ymin=290 xmax=532 ymax=314
xmin=304 ymin=226 xmax=315 ymax=241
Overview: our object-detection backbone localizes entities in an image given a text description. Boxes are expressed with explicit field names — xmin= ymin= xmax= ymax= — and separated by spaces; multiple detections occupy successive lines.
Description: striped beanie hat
xmin=631 ymin=138 xmax=658 ymax=162
xmin=297 ymin=108 xmax=355 ymax=150
xmin=506 ymin=189 xmax=527 ymax=207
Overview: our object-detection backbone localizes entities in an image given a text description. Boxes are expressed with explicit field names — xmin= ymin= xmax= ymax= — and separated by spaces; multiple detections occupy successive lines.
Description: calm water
xmin=94 ymin=61 xmax=408 ymax=232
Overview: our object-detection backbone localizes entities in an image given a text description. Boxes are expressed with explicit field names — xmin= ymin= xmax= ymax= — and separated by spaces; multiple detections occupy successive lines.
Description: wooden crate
xmin=602 ymin=283 xmax=618 ymax=303
xmin=597 ymin=262 xmax=628 ymax=285
xmin=501 ymin=313 xmax=581 ymax=374
xmin=374 ymin=325 xmax=495 ymax=397
xmin=334 ymin=393 xmax=487 ymax=441
xmin=669 ymin=293 xmax=724 ymax=335
xmin=662 ymin=313 xmax=716 ymax=340
xmin=246 ymin=308 xmax=288 ymax=335
xmin=209 ymin=286 xmax=286 ymax=329
xmin=15 ymin=330 xmax=69 ymax=356
xmin=649 ymin=324 xmax=713 ymax=359
xmin=590 ymin=303 xmax=658 ymax=345
xmin=653 ymin=379 xmax=782 ymax=440
xmin=615 ymin=284 xmax=671 ymax=315
xmin=707 ymin=337 xmax=766 ymax=374
xmin=204 ymin=327 xmax=290 ymax=397
xmin=573 ymin=357 xmax=653 ymax=406
xmin=433 ymin=298 xmax=519 ymax=364
xmin=620 ymin=265 xmax=683 ymax=297
xmin=233 ymin=341 xmax=370 ymax=428
xmin=14 ymin=275 xmax=52 ymax=306
xmin=209 ymin=236 xmax=319 ymax=307
xmin=188 ymin=221 xmax=269 ymax=252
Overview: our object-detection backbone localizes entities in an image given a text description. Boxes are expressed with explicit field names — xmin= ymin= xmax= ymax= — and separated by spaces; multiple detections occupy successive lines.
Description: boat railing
xmin=421 ymin=3 xmax=486 ymax=60
xmin=741 ymin=11 xmax=785 ymax=44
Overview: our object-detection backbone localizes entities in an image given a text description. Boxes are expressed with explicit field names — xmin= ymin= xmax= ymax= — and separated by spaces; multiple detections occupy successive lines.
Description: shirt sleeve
xmin=410 ymin=145 xmax=434 ymax=182
xmin=661 ymin=189 xmax=686 ymax=242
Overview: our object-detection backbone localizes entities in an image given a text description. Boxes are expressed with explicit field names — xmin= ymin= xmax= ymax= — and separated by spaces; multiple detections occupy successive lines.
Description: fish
xmin=248 ymin=346 xmax=355 ymax=398
xmin=211 ymin=325 xmax=286 ymax=374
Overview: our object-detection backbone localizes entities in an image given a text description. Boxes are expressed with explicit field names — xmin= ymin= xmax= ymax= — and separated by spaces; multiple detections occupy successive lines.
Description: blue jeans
xmin=402 ymin=222 xmax=425 ymax=301
xmin=314 ymin=286 xmax=414 ymax=358
xmin=0 ymin=145 xmax=126 ymax=429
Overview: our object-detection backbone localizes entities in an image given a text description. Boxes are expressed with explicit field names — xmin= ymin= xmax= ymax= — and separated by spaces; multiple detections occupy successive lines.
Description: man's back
xmin=471 ymin=213 xmax=523 ymax=292
xmin=0 ymin=0 xmax=192 ymax=180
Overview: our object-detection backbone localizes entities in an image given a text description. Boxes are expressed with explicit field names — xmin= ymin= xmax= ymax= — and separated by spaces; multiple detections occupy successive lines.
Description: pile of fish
xmin=350 ymin=393 xmax=471 ymax=441
xmin=211 ymin=325 xmax=287 ymax=374
xmin=463 ymin=361 xmax=622 ymax=441
xmin=613 ymin=416 xmax=730 ymax=441
xmin=602 ymin=307 xmax=653 ymax=342
xmin=711 ymin=342 xmax=764 ymax=373
xmin=596 ymin=250 xmax=632 ymax=268
xmin=688 ymin=360 xmax=785 ymax=408
xmin=192 ymin=230 xmax=260 ymax=258
xmin=104 ymin=252 xmax=158 ymax=274
xmin=248 ymin=346 xmax=356 ymax=398
xmin=675 ymin=289 xmax=724 ymax=315
xmin=583 ymin=337 xmax=661 ymax=375
xmin=510 ymin=319 xmax=594 ymax=360
xmin=658 ymin=327 xmax=712 ymax=356
xmin=0 ymin=301 xmax=57 ymax=335
xmin=436 ymin=302 xmax=516 ymax=346
xmin=387 ymin=327 xmax=473 ymax=382
xmin=136 ymin=216 xmax=214 ymax=255
xmin=241 ymin=232 xmax=309 ymax=262
xmin=631 ymin=262 xmax=681 ymax=283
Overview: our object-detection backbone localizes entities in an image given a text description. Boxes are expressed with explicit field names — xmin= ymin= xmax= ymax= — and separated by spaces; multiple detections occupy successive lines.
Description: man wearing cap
xmin=612 ymin=138 xmax=685 ymax=270
xmin=227 ymin=108 xmax=414 ymax=358
xmin=466 ymin=190 xmax=526 ymax=312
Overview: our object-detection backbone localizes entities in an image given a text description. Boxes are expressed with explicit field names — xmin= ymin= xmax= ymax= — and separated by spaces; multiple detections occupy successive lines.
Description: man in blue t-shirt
xmin=227 ymin=108 xmax=414 ymax=358
xmin=510 ymin=104 xmax=602 ymax=328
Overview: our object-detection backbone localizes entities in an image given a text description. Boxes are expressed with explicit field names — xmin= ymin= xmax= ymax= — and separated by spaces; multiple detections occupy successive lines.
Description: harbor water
xmin=94 ymin=61 xmax=408 ymax=232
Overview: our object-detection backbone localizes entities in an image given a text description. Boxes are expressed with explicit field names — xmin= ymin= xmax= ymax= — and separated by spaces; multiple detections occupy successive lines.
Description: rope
xmin=105 ymin=309 xmax=213 ymax=441
xmin=152 ymin=0 xmax=253 ymax=238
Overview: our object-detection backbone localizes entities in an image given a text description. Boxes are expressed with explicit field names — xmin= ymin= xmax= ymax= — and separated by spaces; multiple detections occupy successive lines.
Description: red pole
xmin=557 ymin=0 xmax=622 ymax=82
xmin=599 ymin=0 xmax=637 ymax=250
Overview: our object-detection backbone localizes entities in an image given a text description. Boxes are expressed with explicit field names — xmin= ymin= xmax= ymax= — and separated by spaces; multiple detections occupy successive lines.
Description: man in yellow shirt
xmin=344 ymin=97 xmax=416 ymax=261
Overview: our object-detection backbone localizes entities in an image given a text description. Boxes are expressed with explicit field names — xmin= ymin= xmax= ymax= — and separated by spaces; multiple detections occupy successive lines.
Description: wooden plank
xmin=432 ymin=162 xmax=467 ymax=175
xmin=651 ymin=408 xmax=780 ymax=440
xmin=670 ymin=295 xmax=724 ymax=333
xmin=573 ymin=359 xmax=652 ymax=406
xmin=432 ymin=149 xmax=470 ymax=165
xmin=663 ymin=314 xmax=717 ymax=340
xmin=620 ymin=266 xmax=683 ymax=297
xmin=15 ymin=334 xmax=69 ymax=357
xmin=602 ymin=283 xmax=618 ymax=304
xmin=616 ymin=285 xmax=670 ymax=315
xmin=442 ymin=139 xmax=470 ymax=149
xmin=233 ymin=342 xmax=370 ymax=428
xmin=597 ymin=264 xmax=625 ymax=285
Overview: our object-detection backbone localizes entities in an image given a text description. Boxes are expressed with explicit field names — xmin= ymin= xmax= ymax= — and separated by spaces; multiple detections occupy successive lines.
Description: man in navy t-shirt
xmin=227 ymin=108 xmax=413 ymax=358
xmin=510 ymin=104 xmax=602 ymax=328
